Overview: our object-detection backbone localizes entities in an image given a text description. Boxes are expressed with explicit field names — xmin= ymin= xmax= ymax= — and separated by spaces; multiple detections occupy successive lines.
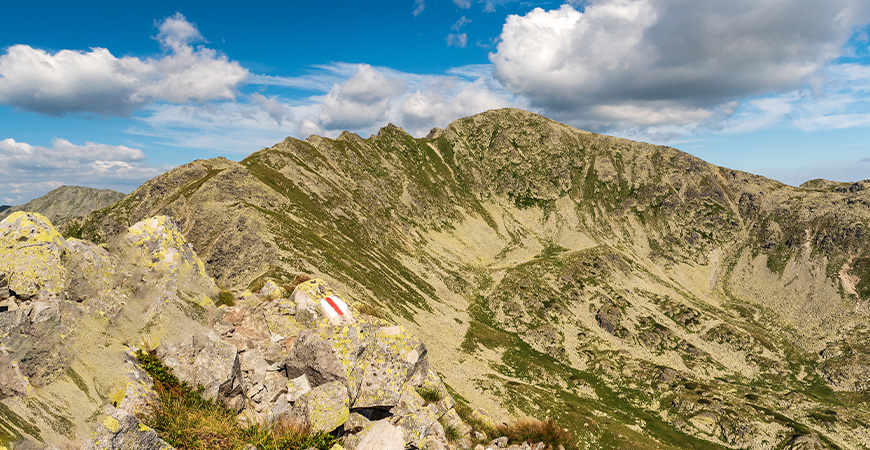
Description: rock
xmin=292 ymin=278 xmax=355 ymax=326
xmin=492 ymin=437 xmax=509 ymax=448
xmin=122 ymin=216 xmax=218 ymax=298
xmin=782 ymin=433 xmax=825 ymax=450
xmin=351 ymin=420 xmax=404 ymax=450
xmin=291 ymin=381 xmax=350 ymax=433
xmin=287 ymin=374 xmax=312 ymax=402
xmin=284 ymin=329 xmax=347 ymax=387
xmin=0 ymin=271 xmax=9 ymax=300
xmin=157 ymin=331 xmax=244 ymax=409
xmin=84 ymin=406 xmax=174 ymax=450
xmin=350 ymin=325 xmax=429 ymax=409
xmin=392 ymin=404 xmax=442 ymax=449
xmin=260 ymin=280 xmax=286 ymax=300
xmin=0 ymin=212 xmax=68 ymax=300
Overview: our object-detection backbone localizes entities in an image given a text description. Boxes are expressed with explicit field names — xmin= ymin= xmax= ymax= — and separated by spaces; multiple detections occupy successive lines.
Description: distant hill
xmin=0 ymin=185 xmax=125 ymax=224
xmin=0 ymin=205 xmax=9 ymax=215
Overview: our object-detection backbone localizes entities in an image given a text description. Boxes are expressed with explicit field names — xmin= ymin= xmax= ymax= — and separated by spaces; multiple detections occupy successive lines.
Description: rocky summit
xmin=2 ymin=108 xmax=870 ymax=449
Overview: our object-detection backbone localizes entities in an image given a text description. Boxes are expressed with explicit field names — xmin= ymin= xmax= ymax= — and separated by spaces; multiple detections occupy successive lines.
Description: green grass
xmin=215 ymin=289 xmax=235 ymax=307
xmin=135 ymin=350 xmax=335 ymax=450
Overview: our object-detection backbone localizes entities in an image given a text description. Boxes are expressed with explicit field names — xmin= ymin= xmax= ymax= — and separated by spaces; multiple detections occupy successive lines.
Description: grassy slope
xmin=71 ymin=109 xmax=870 ymax=449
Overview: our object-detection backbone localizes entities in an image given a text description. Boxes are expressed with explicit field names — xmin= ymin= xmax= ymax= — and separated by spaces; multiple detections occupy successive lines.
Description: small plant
xmin=215 ymin=289 xmax=235 ymax=307
xmin=439 ymin=417 xmax=463 ymax=443
xmin=497 ymin=418 xmax=577 ymax=450
xmin=416 ymin=386 xmax=443 ymax=405
xmin=134 ymin=349 xmax=335 ymax=450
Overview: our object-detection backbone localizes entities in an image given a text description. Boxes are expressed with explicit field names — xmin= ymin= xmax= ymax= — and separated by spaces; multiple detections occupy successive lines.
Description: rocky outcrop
xmin=0 ymin=213 xmax=218 ymax=448
xmin=151 ymin=277 xmax=465 ymax=450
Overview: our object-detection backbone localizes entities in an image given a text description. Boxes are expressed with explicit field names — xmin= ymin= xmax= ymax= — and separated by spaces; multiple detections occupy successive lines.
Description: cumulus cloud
xmin=0 ymin=138 xmax=169 ymax=204
xmin=490 ymin=0 xmax=870 ymax=130
xmin=318 ymin=64 xmax=407 ymax=131
xmin=401 ymin=78 xmax=515 ymax=133
xmin=0 ymin=13 xmax=247 ymax=116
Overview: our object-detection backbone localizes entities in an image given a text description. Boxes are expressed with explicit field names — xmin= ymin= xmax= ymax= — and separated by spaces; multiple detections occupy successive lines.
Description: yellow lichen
xmin=102 ymin=416 xmax=121 ymax=433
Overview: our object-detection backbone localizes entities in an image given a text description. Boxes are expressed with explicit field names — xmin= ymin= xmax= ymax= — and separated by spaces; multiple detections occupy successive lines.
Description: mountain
xmin=71 ymin=108 xmax=870 ymax=449
xmin=0 ymin=206 xmax=9 ymax=215
xmin=0 ymin=185 xmax=125 ymax=224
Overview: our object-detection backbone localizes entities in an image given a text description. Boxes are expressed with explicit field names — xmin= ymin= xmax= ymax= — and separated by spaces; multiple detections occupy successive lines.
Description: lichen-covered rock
xmin=350 ymin=325 xmax=429 ymax=409
xmin=0 ymin=212 xmax=68 ymax=300
xmin=84 ymin=406 xmax=174 ymax=450
xmin=122 ymin=216 xmax=217 ymax=298
xmin=392 ymin=404 xmax=444 ymax=450
xmin=782 ymin=434 xmax=825 ymax=450
xmin=291 ymin=381 xmax=350 ymax=433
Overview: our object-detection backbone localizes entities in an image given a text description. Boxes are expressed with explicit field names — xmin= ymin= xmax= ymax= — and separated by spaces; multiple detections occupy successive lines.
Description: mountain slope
xmin=72 ymin=108 xmax=870 ymax=449
xmin=0 ymin=185 xmax=125 ymax=224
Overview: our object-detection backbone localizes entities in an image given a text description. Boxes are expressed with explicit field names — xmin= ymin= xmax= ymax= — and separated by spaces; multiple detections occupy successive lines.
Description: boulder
xmin=122 ymin=216 xmax=218 ymax=298
xmin=84 ymin=407 xmax=174 ymax=450
xmin=291 ymin=381 xmax=350 ymax=433
xmin=349 ymin=325 xmax=429 ymax=409
xmin=284 ymin=329 xmax=347 ymax=387
xmin=0 ymin=212 xmax=68 ymax=300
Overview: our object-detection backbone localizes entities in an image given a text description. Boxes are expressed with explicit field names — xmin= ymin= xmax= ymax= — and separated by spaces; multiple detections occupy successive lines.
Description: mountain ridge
xmin=68 ymin=108 xmax=870 ymax=449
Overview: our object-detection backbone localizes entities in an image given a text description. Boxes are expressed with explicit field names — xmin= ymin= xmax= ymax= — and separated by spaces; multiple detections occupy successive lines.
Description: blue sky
xmin=2 ymin=0 xmax=870 ymax=204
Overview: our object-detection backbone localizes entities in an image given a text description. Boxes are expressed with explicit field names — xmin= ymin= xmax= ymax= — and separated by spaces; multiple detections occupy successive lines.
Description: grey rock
xmin=0 ymin=271 xmax=9 ymax=300
xmin=84 ymin=406 xmax=174 ymax=450
xmin=284 ymin=330 xmax=347 ymax=388
xmin=291 ymin=381 xmax=350 ymax=433
xmin=350 ymin=326 xmax=429 ymax=409
xmin=287 ymin=374 xmax=312 ymax=402
xmin=351 ymin=420 xmax=404 ymax=450
xmin=492 ymin=437 xmax=509 ymax=448
xmin=158 ymin=331 xmax=244 ymax=409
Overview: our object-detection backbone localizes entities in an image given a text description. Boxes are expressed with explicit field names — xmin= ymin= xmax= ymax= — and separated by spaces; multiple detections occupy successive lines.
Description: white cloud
xmin=0 ymin=13 xmax=247 ymax=116
xmin=490 ymin=1 xmax=870 ymax=130
xmin=447 ymin=33 xmax=468 ymax=48
xmin=452 ymin=16 xmax=472 ymax=31
xmin=318 ymin=64 xmax=407 ymax=131
xmin=0 ymin=138 xmax=169 ymax=204
xmin=413 ymin=0 xmax=426 ymax=16
xmin=133 ymin=62 xmax=522 ymax=148
xmin=454 ymin=0 xmax=471 ymax=9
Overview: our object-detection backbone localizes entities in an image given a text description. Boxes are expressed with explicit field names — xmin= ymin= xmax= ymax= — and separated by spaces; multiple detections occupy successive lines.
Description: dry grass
xmin=282 ymin=274 xmax=312 ymax=294
xmin=135 ymin=349 xmax=335 ymax=450
xmin=497 ymin=418 xmax=577 ymax=450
